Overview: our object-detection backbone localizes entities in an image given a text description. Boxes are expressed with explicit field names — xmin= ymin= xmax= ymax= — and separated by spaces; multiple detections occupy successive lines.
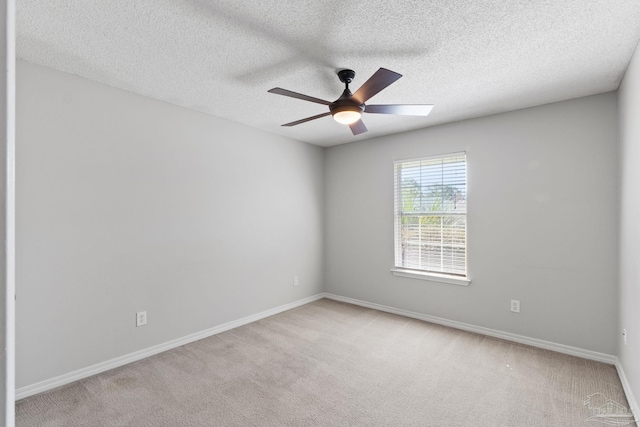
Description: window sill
xmin=390 ymin=268 xmax=471 ymax=286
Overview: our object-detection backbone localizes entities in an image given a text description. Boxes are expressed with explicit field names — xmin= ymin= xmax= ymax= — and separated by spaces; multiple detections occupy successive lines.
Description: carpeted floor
xmin=16 ymin=299 xmax=636 ymax=426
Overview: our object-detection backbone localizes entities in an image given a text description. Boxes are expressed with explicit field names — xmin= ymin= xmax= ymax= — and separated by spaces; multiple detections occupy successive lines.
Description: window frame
xmin=391 ymin=152 xmax=470 ymax=286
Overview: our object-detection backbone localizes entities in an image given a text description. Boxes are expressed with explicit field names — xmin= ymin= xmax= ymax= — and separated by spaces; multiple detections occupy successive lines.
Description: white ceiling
xmin=16 ymin=0 xmax=640 ymax=147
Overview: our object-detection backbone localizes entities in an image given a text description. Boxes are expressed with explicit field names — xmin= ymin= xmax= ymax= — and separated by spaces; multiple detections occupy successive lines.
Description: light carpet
xmin=16 ymin=299 xmax=635 ymax=426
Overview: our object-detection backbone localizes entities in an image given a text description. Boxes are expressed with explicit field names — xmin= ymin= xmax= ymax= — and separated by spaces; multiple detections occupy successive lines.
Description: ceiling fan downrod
xmin=337 ymin=69 xmax=356 ymax=94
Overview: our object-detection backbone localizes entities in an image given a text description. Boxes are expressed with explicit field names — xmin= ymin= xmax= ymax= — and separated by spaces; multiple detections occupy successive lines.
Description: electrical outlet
xmin=510 ymin=300 xmax=520 ymax=313
xmin=136 ymin=311 xmax=147 ymax=327
xmin=623 ymin=329 xmax=627 ymax=345
xmin=293 ymin=276 xmax=299 ymax=286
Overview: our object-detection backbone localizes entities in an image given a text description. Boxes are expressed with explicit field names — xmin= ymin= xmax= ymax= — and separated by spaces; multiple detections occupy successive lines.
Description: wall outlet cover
xmin=136 ymin=311 xmax=147 ymax=327
xmin=510 ymin=300 xmax=520 ymax=313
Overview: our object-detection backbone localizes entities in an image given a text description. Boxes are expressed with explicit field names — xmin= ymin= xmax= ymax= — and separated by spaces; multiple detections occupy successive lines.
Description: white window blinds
xmin=394 ymin=153 xmax=467 ymax=276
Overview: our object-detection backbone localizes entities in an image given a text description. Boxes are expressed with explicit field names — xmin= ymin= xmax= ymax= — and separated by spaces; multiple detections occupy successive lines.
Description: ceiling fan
xmin=268 ymin=68 xmax=433 ymax=135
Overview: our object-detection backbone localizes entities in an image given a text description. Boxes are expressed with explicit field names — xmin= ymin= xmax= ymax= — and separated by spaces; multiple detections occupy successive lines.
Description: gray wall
xmin=325 ymin=93 xmax=619 ymax=354
xmin=619 ymin=40 xmax=640 ymax=410
xmin=16 ymin=60 xmax=325 ymax=388
xmin=16 ymin=58 xmax=624 ymax=393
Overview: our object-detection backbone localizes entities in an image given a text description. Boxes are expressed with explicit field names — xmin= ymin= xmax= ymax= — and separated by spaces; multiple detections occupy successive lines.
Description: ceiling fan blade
xmin=282 ymin=112 xmax=331 ymax=127
xmin=365 ymin=104 xmax=433 ymax=116
xmin=352 ymin=68 xmax=402 ymax=104
xmin=349 ymin=119 xmax=368 ymax=135
xmin=268 ymin=87 xmax=332 ymax=106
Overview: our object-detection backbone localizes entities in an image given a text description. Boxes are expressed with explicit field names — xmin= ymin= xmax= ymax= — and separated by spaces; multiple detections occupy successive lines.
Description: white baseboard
xmin=17 ymin=292 xmax=627 ymax=405
xmin=16 ymin=293 xmax=326 ymax=400
xmin=615 ymin=358 xmax=640 ymax=422
xmin=324 ymin=293 xmax=617 ymax=365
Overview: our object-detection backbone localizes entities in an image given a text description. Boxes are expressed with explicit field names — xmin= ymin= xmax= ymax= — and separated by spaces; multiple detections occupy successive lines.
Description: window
xmin=393 ymin=153 xmax=467 ymax=282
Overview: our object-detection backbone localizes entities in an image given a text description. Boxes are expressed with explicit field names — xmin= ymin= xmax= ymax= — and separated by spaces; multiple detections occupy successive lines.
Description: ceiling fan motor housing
xmin=329 ymin=89 xmax=365 ymax=125
xmin=329 ymin=96 xmax=365 ymax=115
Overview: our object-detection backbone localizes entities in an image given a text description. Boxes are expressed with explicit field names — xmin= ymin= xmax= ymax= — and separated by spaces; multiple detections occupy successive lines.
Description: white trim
xmin=390 ymin=268 xmax=470 ymax=286
xmin=324 ymin=293 xmax=616 ymax=364
xmin=16 ymin=293 xmax=326 ymax=400
xmin=393 ymin=151 xmax=466 ymax=165
xmin=2 ymin=0 xmax=15 ymax=424
xmin=615 ymin=358 xmax=640 ymax=423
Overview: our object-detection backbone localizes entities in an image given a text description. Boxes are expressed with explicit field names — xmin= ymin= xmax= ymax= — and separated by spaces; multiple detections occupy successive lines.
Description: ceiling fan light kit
xmin=332 ymin=107 xmax=362 ymax=125
xmin=268 ymin=68 xmax=433 ymax=136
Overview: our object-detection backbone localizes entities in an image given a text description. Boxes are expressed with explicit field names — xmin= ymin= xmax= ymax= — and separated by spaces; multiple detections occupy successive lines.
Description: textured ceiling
xmin=17 ymin=0 xmax=640 ymax=147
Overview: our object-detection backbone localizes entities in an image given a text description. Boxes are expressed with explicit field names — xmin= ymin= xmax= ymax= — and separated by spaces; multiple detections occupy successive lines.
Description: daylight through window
xmin=394 ymin=153 xmax=467 ymax=276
